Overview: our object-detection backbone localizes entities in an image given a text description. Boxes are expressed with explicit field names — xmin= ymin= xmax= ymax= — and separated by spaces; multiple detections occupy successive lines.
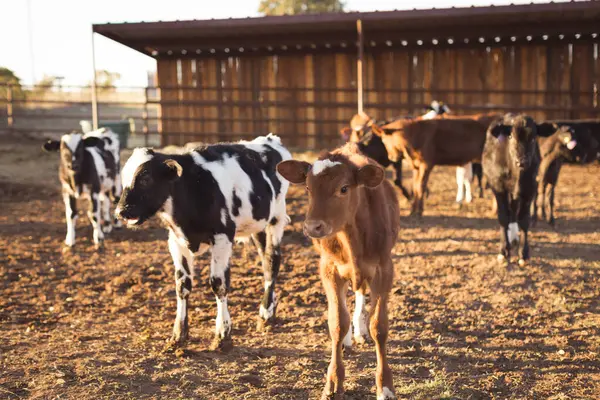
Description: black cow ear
xmin=490 ymin=124 xmax=510 ymax=138
xmin=42 ymin=140 xmax=60 ymax=152
xmin=83 ymin=136 xmax=104 ymax=149
xmin=357 ymin=164 xmax=384 ymax=188
xmin=277 ymin=160 xmax=311 ymax=184
xmin=536 ymin=122 xmax=557 ymax=138
xmin=163 ymin=159 xmax=183 ymax=181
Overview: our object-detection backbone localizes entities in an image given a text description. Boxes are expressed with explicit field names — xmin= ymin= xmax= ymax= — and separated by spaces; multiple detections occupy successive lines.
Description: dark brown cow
xmin=372 ymin=114 xmax=500 ymax=216
xmin=277 ymin=142 xmax=399 ymax=400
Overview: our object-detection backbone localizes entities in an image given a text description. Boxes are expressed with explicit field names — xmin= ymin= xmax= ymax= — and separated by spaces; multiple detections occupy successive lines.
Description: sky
xmin=0 ymin=0 xmax=560 ymax=87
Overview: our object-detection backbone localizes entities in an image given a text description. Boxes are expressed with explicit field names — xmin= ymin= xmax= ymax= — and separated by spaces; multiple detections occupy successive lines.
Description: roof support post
xmin=91 ymin=29 xmax=99 ymax=130
xmin=356 ymin=19 xmax=364 ymax=114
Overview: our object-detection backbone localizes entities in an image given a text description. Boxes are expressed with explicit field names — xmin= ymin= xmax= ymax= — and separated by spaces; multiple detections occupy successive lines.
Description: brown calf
xmin=277 ymin=143 xmax=399 ymax=400
xmin=372 ymin=114 xmax=499 ymax=216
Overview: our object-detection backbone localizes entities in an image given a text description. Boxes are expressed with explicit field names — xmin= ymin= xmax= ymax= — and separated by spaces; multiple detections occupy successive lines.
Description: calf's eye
xmin=340 ymin=186 xmax=348 ymax=194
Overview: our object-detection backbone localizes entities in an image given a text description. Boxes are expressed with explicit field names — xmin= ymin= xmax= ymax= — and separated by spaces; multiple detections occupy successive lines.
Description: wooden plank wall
xmin=156 ymin=40 xmax=599 ymax=148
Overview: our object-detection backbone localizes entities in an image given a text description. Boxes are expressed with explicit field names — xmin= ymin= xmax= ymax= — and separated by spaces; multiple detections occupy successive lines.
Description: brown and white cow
xmin=277 ymin=142 xmax=399 ymax=400
xmin=372 ymin=114 xmax=499 ymax=216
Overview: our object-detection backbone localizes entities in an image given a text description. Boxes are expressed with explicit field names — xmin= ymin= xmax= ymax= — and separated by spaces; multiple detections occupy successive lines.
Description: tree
xmin=95 ymin=70 xmax=121 ymax=91
xmin=0 ymin=67 xmax=25 ymax=100
xmin=33 ymin=75 xmax=60 ymax=94
xmin=258 ymin=0 xmax=345 ymax=16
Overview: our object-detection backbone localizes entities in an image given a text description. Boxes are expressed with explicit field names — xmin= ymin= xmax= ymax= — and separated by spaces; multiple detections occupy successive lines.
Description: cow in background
xmin=372 ymin=117 xmax=490 ymax=216
xmin=42 ymin=128 xmax=122 ymax=250
xmin=532 ymin=124 xmax=579 ymax=226
xmin=339 ymin=101 xmax=450 ymax=201
xmin=482 ymin=114 xmax=556 ymax=265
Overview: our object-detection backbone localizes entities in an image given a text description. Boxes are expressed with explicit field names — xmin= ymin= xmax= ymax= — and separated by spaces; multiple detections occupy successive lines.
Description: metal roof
xmin=93 ymin=1 xmax=600 ymax=58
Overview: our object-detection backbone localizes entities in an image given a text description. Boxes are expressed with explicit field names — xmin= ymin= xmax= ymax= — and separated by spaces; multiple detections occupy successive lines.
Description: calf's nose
xmin=304 ymin=219 xmax=331 ymax=238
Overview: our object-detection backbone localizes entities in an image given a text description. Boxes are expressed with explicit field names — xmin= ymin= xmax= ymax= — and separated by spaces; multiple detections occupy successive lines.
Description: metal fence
xmin=0 ymin=84 xmax=161 ymax=147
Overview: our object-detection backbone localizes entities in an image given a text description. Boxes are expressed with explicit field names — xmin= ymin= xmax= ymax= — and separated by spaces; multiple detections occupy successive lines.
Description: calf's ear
xmin=371 ymin=124 xmax=385 ymax=137
xmin=489 ymin=123 xmax=510 ymax=138
xmin=42 ymin=140 xmax=60 ymax=152
xmin=340 ymin=127 xmax=352 ymax=141
xmin=277 ymin=160 xmax=311 ymax=184
xmin=536 ymin=122 xmax=558 ymax=138
xmin=163 ymin=159 xmax=183 ymax=181
xmin=356 ymin=164 xmax=384 ymax=188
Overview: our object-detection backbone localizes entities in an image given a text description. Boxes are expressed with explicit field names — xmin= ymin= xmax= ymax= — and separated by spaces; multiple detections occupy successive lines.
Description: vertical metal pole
xmin=143 ymin=87 xmax=149 ymax=146
xmin=91 ymin=29 xmax=99 ymax=130
xmin=7 ymin=85 xmax=14 ymax=131
xmin=356 ymin=19 xmax=364 ymax=114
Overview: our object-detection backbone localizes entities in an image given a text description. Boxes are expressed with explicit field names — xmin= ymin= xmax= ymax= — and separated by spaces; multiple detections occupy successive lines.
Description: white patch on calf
xmin=353 ymin=290 xmax=369 ymax=342
xmin=421 ymin=109 xmax=438 ymax=120
xmin=85 ymin=147 xmax=112 ymax=189
xmin=508 ymin=222 xmax=519 ymax=246
xmin=192 ymin=152 xmax=270 ymax=236
xmin=159 ymin=197 xmax=188 ymax=248
xmin=311 ymin=159 xmax=341 ymax=175
xmin=122 ymin=148 xmax=153 ymax=189
xmin=567 ymin=140 xmax=577 ymax=150
xmin=61 ymin=133 xmax=82 ymax=152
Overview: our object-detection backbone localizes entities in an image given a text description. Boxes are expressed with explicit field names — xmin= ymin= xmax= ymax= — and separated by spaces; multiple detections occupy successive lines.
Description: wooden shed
xmin=94 ymin=1 xmax=600 ymax=148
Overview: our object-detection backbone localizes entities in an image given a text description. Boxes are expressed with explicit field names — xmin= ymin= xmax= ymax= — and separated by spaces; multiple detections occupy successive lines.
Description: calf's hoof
xmin=321 ymin=389 xmax=344 ymax=400
xmin=95 ymin=242 xmax=105 ymax=252
xmin=62 ymin=244 xmax=75 ymax=253
xmin=518 ymin=258 xmax=528 ymax=267
xmin=497 ymin=254 xmax=509 ymax=265
xmin=210 ymin=335 xmax=233 ymax=352
xmin=354 ymin=333 xmax=371 ymax=346
xmin=377 ymin=387 xmax=397 ymax=400
xmin=256 ymin=315 xmax=277 ymax=332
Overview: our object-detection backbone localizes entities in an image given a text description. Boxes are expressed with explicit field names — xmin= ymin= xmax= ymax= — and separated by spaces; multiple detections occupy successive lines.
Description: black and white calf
xmin=43 ymin=128 xmax=122 ymax=249
xmin=115 ymin=134 xmax=291 ymax=348
xmin=482 ymin=114 xmax=556 ymax=265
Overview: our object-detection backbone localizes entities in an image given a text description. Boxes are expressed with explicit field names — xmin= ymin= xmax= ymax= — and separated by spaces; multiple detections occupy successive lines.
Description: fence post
xmin=356 ymin=19 xmax=364 ymax=114
xmin=143 ymin=87 xmax=149 ymax=146
xmin=7 ymin=85 xmax=14 ymax=132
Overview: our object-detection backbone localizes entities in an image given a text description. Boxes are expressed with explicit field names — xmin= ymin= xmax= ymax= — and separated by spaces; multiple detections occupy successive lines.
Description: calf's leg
xmin=210 ymin=233 xmax=233 ymax=349
xmin=321 ymin=260 xmax=350 ymax=400
xmin=258 ymin=213 xmax=286 ymax=326
xmin=392 ymin=160 xmax=412 ymax=201
xmin=540 ymin=182 xmax=548 ymax=222
xmin=167 ymin=231 xmax=194 ymax=346
xmin=546 ymin=184 xmax=556 ymax=226
xmin=417 ymin=165 xmax=433 ymax=216
xmin=87 ymin=192 xmax=104 ymax=249
xmin=494 ymin=192 xmax=511 ymax=262
xmin=62 ymin=191 xmax=77 ymax=247
xmin=100 ymin=192 xmax=113 ymax=234
xmin=517 ymin=199 xmax=533 ymax=265
xmin=352 ymin=284 xmax=370 ymax=345
xmin=370 ymin=258 xmax=395 ymax=399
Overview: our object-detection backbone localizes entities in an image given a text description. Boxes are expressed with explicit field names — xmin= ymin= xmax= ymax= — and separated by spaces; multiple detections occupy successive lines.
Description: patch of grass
xmin=396 ymin=374 xmax=455 ymax=400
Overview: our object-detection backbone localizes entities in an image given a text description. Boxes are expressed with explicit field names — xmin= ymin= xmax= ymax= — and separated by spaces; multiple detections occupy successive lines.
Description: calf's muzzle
xmin=304 ymin=219 xmax=332 ymax=238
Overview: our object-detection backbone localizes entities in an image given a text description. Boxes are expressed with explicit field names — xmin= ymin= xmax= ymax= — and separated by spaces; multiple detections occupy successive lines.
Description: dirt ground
xmin=1 ymin=132 xmax=599 ymax=400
